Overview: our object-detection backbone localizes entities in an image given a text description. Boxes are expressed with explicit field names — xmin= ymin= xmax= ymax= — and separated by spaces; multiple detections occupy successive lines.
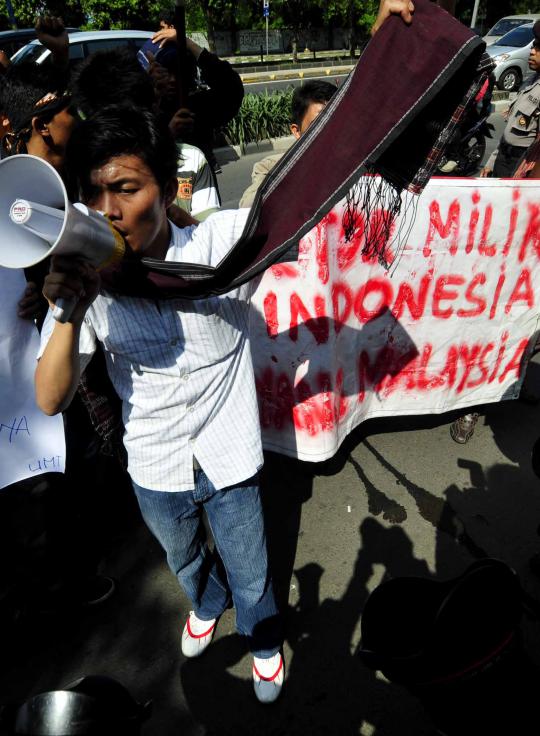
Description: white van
xmin=483 ymin=14 xmax=540 ymax=46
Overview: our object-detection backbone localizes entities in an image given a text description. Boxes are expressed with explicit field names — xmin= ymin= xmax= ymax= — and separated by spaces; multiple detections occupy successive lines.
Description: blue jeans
xmin=132 ymin=471 xmax=281 ymax=658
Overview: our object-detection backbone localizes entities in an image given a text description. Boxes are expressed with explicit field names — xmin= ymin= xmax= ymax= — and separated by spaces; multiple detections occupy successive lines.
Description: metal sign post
xmin=5 ymin=0 xmax=17 ymax=28
xmin=471 ymin=0 xmax=481 ymax=29
xmin=263 ymin=0 xmax=269 ymax=57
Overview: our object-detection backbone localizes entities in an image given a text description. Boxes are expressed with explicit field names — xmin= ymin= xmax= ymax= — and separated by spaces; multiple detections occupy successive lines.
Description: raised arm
xmin=35 ymin=257 xmax=99 ymax=415
xmin=371 ymin=0 xmax=415 ymax=36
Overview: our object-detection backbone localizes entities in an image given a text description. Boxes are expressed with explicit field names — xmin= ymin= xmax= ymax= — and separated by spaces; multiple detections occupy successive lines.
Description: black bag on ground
xmin=358 ymin=558 xmax=538 ymax=735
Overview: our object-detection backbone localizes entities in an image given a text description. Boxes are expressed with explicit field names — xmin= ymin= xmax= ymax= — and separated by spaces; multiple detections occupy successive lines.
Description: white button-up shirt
xmin=39 ymin=209 xmax=263 ymax=492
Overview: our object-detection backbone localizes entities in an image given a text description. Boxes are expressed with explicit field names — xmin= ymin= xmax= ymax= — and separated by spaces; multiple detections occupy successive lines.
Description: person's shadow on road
xmin=180 ymin=517 xmax=437 ymax=736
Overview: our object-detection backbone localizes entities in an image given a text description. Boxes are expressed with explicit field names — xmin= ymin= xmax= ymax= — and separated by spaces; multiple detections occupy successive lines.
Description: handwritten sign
xmin=0 ymin=268 xmax=65 ymax=489
xmin=250 ymin=178 xmax=540 ymax=460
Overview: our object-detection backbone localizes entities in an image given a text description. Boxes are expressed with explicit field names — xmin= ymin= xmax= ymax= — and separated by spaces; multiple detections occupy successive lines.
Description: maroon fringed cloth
xmin=100 ymin=0 xmax=493 ymax=300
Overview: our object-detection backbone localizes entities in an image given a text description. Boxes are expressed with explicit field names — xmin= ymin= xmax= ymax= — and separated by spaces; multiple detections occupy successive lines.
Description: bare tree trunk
xmin=205 ymin=8 xmax=217 ymax=52
xmin=229 ymin=0 xmax=238 ymax=53
xmin=292 ymin=31 xmax=299 ymax=63
xmin=348 ymin=1 xmax=357 ymax=58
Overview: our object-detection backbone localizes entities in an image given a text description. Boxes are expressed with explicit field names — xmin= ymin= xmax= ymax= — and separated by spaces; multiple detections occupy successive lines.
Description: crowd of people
xmin=1 ymin=0 xmax=540 ymax=729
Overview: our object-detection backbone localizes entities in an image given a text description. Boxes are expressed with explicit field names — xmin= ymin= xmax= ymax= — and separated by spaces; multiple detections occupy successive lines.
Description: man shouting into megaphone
xmin=35 ymin=105 xmax=287 ymax=703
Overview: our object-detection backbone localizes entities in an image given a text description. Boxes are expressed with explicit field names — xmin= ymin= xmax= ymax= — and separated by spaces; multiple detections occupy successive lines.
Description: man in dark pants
xmin=482 ymin=21 xmax=540 ymax=178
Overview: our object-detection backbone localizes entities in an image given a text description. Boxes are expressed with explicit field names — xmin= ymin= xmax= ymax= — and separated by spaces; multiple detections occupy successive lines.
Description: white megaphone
xmin=0 ymin=154 xmax=125 ymax=322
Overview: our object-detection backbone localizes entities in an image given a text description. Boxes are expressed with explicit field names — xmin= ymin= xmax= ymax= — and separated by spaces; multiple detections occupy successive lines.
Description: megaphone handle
xmin=52 ymin=297 xmax=78 ymax=323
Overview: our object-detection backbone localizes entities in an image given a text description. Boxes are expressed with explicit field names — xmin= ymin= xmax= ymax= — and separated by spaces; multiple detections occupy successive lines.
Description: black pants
xmin=493 ymin=138 xmax=527 ymax=178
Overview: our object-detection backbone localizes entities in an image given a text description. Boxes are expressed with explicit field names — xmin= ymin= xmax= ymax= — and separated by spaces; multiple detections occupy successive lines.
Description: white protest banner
xmin=250 ymin=178 xmax=540 ymax=461
xmin=0 ymin=268 xmax=65 ymax=489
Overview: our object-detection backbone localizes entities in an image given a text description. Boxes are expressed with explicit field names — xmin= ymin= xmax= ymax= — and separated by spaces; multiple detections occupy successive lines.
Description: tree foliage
xmin=0 ymin=0 xmax=171 ymax=31
xmin=2 ymin=0 xmax=540 ymax=39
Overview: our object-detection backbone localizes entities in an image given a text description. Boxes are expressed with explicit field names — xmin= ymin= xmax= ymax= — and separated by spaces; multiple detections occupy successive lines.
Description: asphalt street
xmin=3 ymin=109 xmax=540 ymax=736
xmin=243 ymin=73 xmax=350 ymax=95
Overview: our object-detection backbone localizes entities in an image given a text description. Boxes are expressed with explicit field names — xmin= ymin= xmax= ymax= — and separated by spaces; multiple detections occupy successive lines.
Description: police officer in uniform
xmin=482 ymin=20 xmax=540 ymax=178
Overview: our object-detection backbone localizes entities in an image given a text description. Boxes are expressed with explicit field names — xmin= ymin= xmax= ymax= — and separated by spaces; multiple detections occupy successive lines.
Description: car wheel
xmin=497 ymin=67 xmax=522 ymax=92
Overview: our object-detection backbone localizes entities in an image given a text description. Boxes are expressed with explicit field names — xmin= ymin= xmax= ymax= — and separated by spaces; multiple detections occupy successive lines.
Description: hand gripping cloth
xmin=100 ymin=0 xmax=493 ymax=299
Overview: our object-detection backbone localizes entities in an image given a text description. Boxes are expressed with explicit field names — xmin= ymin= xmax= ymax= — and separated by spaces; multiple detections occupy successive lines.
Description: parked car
xmin=486 ymin=22 xmax=536 ymax=91
xmin=483 ymin=14 xmax=540 ymax=46
xmin=0 ymin=27 xmax=80 ymax=58
xmin=10 ymin=30 xmax=153 ymax=67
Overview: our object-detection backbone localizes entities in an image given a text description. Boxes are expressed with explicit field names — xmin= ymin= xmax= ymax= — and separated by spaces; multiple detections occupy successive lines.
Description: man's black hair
xmin=66 ymin=105 xmax=178 ymax=198
xmin=1 ymin=61 xmax=69 ymax=133
xmin=158 ymin=9 xmax=175 ymax=26
xmin=291 ymin=80 xmax=337 ymax=127
xmin=71 ymin=48 xmax=156 ymax=119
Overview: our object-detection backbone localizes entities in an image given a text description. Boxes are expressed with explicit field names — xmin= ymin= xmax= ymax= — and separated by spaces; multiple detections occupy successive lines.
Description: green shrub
xmin=224 ymin=89 xmax=294 ymax=151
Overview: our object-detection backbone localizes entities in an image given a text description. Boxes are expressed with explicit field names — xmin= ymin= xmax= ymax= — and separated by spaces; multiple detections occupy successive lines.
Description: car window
xmin=489 ymin=19 xmax=532 ymax=37
xmin=496 ymin=25 xmax=534 ymax=48
xmin=12 ymin=43 xmax=45 ymax=64
xmin=2 ymin=36 xmax=34 ymax=57
xmin=68 ymin=42 xmax=84 ymax=60
xmin=132 ymin=37 xmax=148 ymax=50
xmin=84 ymin=38 xmax=134 ymax=55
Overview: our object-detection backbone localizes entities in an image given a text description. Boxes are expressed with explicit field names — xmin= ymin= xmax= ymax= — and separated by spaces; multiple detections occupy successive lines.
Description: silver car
xmin=487 ymin=22 xmax=536 ymax=91
xmin=483 ymin=14 xmax=540 ymax=46
xmin=11 ymin=30 xmax=153 ymax=66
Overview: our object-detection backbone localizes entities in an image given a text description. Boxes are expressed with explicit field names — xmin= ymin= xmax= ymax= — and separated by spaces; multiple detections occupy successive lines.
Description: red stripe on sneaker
xmin=186 ymin=617 xmax=216 ymax=639
xmin=253 ymin=655 xmax=283 ymax=682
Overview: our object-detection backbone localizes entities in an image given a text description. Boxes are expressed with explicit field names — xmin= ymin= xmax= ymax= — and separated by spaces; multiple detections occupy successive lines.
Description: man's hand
xmin=169 ymin=107 xmax=195 ymax=139
xmin=152 ymin=27 xmax=177 ymax=48
xmin=18 ymin=282 xmax=44 ymax=320
xmin=35 ymin=16 xmax=69 ymax=67
xmin=43 ymin=257 xmax=100 ymax=324
xmin=479 ymin=166 xmax=493 ymax=178
xmin=371 ymin=0 xmax=415 ymax=36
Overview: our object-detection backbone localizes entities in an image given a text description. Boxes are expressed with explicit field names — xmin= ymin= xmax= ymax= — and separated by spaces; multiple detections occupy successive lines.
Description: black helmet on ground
xmin=1 ymin=676 xmax=152 ymax=735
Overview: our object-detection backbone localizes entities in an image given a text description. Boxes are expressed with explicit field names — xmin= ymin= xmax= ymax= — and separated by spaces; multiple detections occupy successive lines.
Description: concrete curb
xmin=241 ymin=65 xmax=354 ymax=84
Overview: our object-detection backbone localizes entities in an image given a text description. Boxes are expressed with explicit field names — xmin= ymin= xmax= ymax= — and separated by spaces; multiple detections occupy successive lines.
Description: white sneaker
xmin=253 ymin=652 xmax=284 ymax=704
xmin=439 ymin=159 xmax=458 ymax=173
xmin=181 ymin=611 xmax=217 ymax=658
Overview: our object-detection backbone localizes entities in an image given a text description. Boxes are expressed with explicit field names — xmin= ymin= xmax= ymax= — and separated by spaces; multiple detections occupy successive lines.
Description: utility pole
xmin=263 ymin=0 xmax=269 ymax=57
xmin=471 ymin=0 xmax=481 ymax=29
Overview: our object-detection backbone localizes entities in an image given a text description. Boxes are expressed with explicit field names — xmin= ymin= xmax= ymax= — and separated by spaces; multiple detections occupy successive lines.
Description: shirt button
xmin=182 ymin=374 xmax=190 ymax=382
xmin=169 ymin=338 xmax=178 ymax=347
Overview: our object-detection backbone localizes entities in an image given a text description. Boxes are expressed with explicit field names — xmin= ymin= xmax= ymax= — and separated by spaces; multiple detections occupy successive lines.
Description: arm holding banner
xmin=371 ymin=0 xmax=415 ymax=36
xmin=36 ymin=258 xmax=99 ymax=415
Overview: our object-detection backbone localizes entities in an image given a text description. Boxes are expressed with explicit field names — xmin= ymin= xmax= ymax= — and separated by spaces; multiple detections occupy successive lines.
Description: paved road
xmin=244 ymin=73 xmax=349 ymax=95
xmin=2 ymin=110 xmax=539 ymax=736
